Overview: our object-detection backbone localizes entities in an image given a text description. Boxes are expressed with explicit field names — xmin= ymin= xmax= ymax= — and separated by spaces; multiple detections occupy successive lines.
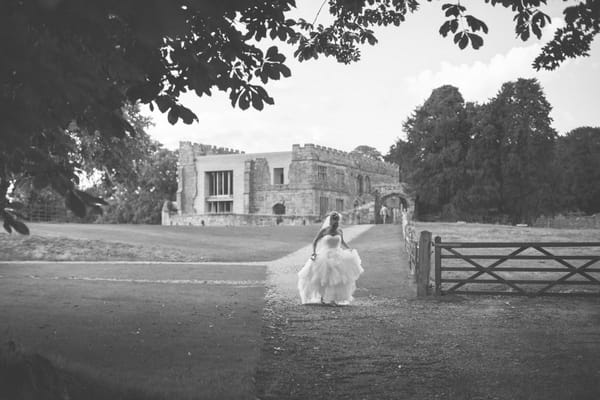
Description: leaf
xmin=465 ymin=15 xmax=488 ymax=34
xmin=531 ymin=23 xmax=542 ymax=39
xmin=3 ymin=219 xmax=12 ymax=234
xmin=439 ymin=20 xmax=451 ymax=37
xmin=251 ymin=93 xmax=264 ymax=111
xmin=178 ymin=106 xmax=197 ymax=124
xmin=470 ymin=33 xmax=483 ymax=49
xmin=9 ymin=219 xmax=29 ymax=235
xmin=266 ymin=46 xmax=278 ymax=59
xmin=453 ymin=32 xmax=462 ymax=44
xmin=65 ymin=190 xmax=86 ymax=218
xmin=155 ymin=96 xmax=172 ymax=113
xmin=238 ymin=91 xmax=250 ymax=110
xmin=458 ymin=34 xmax=469 ymax=49
xmin=167 ymin=107 xmax=179 ymax=125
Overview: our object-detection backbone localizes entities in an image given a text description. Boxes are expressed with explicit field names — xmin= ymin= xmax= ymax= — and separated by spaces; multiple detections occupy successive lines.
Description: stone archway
xmin=373 ymin=183 xmax=413 ymax=224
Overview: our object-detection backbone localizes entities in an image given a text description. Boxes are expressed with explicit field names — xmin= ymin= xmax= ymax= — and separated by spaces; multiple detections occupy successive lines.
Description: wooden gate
xmin=433 ymin=237 xmax=600 ymax=296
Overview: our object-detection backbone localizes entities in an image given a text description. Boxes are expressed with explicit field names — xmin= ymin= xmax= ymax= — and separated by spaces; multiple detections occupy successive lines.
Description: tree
xmin=98 ymin=146 xmax=178 ymax=224
xmin=463 ymin=78 xmax=558 ymax=224
xmin=555 ymin=127 xmax=600 ymax=215
xmin=399 ymin=85 xmax=471 ymax=219
xmin=2 ymin=0 xmax=598 ymax=233
xmin=494 ymin=79 xmax=557 ymax=224
xmin=351 ymin=145 xmax=384 ymax=161
xmin=463 ymin=102 xmax=506 ymax=222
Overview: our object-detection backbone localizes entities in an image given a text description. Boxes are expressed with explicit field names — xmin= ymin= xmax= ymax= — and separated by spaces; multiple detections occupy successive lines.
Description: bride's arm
xmin=311 ymin=228 xmax=327 ymax=259
xmin=339 ymin=229 xmax=350 ymax=249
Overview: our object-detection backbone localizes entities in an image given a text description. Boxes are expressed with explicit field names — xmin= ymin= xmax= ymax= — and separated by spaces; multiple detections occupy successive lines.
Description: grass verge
xmin=0 ymin=223 xmax=318 ymax=261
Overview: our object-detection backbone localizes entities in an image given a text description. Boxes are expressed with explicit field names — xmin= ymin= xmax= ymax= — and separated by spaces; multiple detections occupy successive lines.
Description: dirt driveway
xmin=256 ymin=225 xmax=600 ymax=400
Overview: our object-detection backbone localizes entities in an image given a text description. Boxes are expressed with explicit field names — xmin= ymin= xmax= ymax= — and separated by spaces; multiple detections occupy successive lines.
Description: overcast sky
xmin=143 ymin=1 xmax=600 ymax=155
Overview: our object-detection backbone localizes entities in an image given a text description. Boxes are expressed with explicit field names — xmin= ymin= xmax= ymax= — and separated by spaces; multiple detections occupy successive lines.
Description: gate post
xmin=416 ymin=231 xmax=432 ymax=297
xmin=434 ymin=236 xmax=442 ymax=296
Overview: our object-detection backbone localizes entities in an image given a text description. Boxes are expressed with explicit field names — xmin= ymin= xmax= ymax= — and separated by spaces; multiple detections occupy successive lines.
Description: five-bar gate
xmin=433 ymin=238 xmax=600 ymax=296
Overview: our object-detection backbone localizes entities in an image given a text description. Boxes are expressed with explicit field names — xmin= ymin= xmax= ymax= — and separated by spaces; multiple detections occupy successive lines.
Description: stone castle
xmin=162 ymin=142 xmax=412 ymax=226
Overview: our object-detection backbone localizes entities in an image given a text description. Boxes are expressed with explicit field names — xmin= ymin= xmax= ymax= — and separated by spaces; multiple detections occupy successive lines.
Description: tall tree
xmin=400 ymin=85 xmax=471 ymax=219
xmin=2 ymin=0 xmax=598 ymax=233
xmin=486 ymin=78 xmax=558 ymax=224
xmin=464 ymin=102 xmax=506 ymax=222
xmin=555 ymin=127 xmax=600 ymax=215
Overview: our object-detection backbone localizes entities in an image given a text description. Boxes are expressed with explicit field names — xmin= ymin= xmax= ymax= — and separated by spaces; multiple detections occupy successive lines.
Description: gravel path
xmin=256 ymin=224 xmax=600 ymax=400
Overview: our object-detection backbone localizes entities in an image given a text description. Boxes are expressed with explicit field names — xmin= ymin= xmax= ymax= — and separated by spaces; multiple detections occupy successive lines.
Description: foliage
xmin=351 ymin=145 xmax=384 ymax=161
xmin=399 ymin=85 xmax=471 ymax=219
xmin=390 ymin=79 xmax=562 ymax=224
xmin=98 ymin=146 xmax=178 ymax=224
xmin=482 ymin=79 xmax=558 ymax=224
xmin=2 ymin=0 xmax=598 ymax=233
xmin=555 ymin=127 xmax=600 ymax=214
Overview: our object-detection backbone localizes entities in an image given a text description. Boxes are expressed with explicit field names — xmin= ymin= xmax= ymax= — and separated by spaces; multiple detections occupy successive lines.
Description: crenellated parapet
xmin=179 ymin=142 xmax=244 ymax=161
xmin=292 ymin=143 xmax=398 ymax=177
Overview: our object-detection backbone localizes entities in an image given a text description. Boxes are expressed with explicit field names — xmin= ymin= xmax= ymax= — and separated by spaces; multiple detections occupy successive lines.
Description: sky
xmin=143 ymin=1 xmax=600 ymax=156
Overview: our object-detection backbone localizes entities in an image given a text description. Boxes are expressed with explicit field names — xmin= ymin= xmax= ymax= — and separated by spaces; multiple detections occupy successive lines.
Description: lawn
xmin=0 ymin=262 xmax=267 ymax=400
xmin=0 ymin=222 xmax=319 ymax=262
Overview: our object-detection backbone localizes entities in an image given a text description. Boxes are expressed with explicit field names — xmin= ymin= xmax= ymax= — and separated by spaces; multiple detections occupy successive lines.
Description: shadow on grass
xmin=0 ymin=341 xmax=165 ymax=400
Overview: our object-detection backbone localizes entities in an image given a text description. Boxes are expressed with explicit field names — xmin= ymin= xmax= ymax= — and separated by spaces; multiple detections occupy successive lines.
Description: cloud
xmin=403 ymin=43 xmax=559 ymax=104
xmin=403 ymin=15 xmax=565 ymax=105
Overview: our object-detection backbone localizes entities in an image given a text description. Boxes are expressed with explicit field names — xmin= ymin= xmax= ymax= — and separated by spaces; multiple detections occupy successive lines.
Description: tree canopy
xmin=387 ymin=79 xmax=600 ymax=224
xmin=351 ymin=145 xmax=384 ymax=161
xmin=2 ymin=0 xmax=599 ymax=233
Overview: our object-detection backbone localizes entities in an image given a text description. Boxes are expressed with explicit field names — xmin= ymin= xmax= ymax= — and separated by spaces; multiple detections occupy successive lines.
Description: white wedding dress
xmin=297 ymin=233 xmax=364 ymax=304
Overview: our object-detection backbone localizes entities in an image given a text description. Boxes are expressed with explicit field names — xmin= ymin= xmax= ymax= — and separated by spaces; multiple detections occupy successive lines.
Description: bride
xmin=297 ymin=211 xmax=364 ymax=305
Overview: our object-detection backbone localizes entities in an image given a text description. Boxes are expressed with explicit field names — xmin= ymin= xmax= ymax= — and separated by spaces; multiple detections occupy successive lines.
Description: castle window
xmin=336 ymin=199 xmax=344 ymax=211
xmin=317 ymin=166 xmax=327 ymax=181
xmin=336 ymin=170 xmax=345 ymax=186
xmin=273 ymin=168 xmax=284 ymax=184
xmin=207 ymin=200 xmax=232 ymax=213
xmin=207 ymin=171 xmax=233 ymax=196
xmin=357 ymin=175 xmax=364 ymax=195
xmin=365 ymin=176 xmax=371 ymax=193
xmin=319 ymin=196 xmax=329 ymax=216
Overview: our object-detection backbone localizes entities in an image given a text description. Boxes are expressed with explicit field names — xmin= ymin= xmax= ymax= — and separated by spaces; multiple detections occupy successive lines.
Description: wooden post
xmin=434 ymin=236 xmax=442 ymax=296
xmin=417 ymin=231 xmax=432 ymax=297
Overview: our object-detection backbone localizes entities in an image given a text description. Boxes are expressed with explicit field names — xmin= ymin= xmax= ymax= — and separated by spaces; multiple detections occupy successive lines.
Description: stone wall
xmin=164 ymin=212 xmax=320 ymax=227
xmin=291 ymin=144 xmax=399 ymax=179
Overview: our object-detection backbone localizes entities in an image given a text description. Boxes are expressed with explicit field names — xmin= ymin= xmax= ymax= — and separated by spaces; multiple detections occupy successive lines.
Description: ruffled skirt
xmin=297 ymin=248 xmax=364 ymax=304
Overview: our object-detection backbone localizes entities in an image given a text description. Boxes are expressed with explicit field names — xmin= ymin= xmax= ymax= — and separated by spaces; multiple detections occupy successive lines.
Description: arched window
xmin=365 ymin=176 xmax=371 ymax=193
xmin=357 ymin=175 xmax=364 ymax=195
xmin=273 ymin=203 xmax=286 ymax=215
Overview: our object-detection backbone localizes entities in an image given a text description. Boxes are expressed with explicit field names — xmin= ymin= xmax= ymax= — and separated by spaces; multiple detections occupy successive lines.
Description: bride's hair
xmin=320 ymin=211 xmax=341 ymax=230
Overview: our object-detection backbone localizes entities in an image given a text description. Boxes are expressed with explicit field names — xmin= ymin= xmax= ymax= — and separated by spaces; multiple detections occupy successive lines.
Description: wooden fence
xmin=403 ymin=221 xmax=434 ymax=296
xmin=408 ymin=232 xmax=600 ymax=297
xmin=432 ymin=238 xmax=600 ymax=296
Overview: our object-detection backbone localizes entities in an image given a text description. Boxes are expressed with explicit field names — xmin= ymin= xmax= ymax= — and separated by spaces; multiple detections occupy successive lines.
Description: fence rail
xmin=433 ymin=238 xmax=600 ymax=296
